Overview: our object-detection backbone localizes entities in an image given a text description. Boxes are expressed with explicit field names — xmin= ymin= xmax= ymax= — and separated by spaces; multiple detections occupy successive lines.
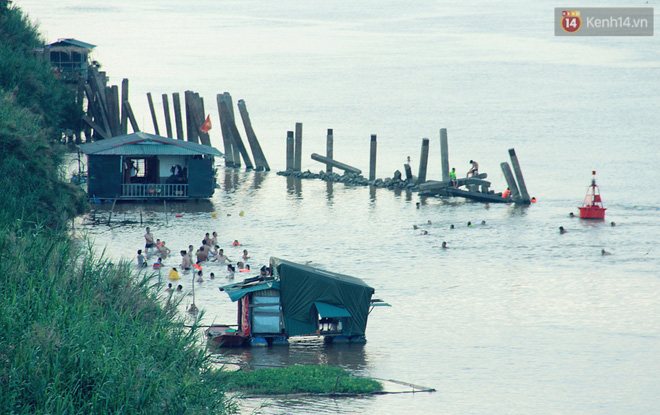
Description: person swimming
xmin=601 ymin=248 xmax=612 ymax=255
xmin=442 ymin=241 xmax=448 ymax=249
xmin=559 ymin=226 xmax=567 ymax=234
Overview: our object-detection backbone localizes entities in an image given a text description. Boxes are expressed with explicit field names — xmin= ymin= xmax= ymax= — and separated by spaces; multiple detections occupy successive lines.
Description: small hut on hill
xmin=79 ymin=132 xmax=223 ymax=200
xmin=41 ymin=38 xmax=96 ymax=82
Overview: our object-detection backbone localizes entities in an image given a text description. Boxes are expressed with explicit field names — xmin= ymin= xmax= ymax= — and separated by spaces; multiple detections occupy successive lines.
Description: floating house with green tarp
xmin=210 ymin=258 xmax=386 ymax=347
xmin=78 ymin=132 xmax=223 ymax=200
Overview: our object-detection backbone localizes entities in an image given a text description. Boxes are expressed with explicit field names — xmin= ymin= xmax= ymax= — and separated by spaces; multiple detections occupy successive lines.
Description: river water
xmin=21 ymin=0 xmax=660 ymax=413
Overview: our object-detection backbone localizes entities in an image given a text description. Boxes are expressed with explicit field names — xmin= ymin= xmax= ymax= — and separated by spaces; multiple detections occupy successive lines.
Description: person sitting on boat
xmin=450 ymin=167 xmax=458 ymax=188
xmin=467 ymin=160 xmax=479 ymax=177
xmin=502 ymin=187 xmax=511 ymax=199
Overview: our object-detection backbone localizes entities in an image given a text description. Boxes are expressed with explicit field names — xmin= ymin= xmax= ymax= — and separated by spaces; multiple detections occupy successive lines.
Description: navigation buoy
xmin=578 ymin=171 xmax=606 ymax=220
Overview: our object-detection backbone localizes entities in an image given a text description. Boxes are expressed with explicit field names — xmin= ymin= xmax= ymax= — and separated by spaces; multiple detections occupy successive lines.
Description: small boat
xmin=205 ymin=325 xmax=247 ymax=347
xmin=579 ymin=171 xmax=606 ymax=220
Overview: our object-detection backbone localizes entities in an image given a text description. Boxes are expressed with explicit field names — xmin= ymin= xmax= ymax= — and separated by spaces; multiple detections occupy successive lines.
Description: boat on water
xmin=206 ymin=257 xmax=388 ymax=347
xmin=579 ymin=171 xmax=606 ymax=220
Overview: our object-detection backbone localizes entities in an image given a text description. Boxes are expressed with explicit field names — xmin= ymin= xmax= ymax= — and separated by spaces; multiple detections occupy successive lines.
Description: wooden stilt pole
xmin=369 ymin=134 xmax=377 ymax=181
xmin=120 ymin=79 xmax=129 ymax=135
xmin=146 ymin=92 xmax=160 ymax=135
xmin=222 ymin=93 xmax=241 ymax=165
xmin=162 ymin=94 xmax=173 ymax=138
xmin=216 ymin=94 xmax=236 ymax=166
xmin=122 ymin=101 xmax=140 ymax=132
xmin=237 ymin=99 xmax=270 ymax=171
xmin=500 ymin=162 xmax=521 ymax=201
xmin=172 ymin=93 xmax=184 ymax=140
xmin=294 ymin=122 xmax=303 ymax=172
xmin=440 ymin=128 xmax=449 ymax=182
xmin=418 ymin=138 xmax=429 ymax=184
xmin=326 ymin=129 xmax=333 ymax=174
xmin=286 ymin=131 xmax=294 ymax=171
xmin=508 ymin=148 xmax=530 ymax=204
xmin=219 ymin=100 xmax=252 ymax=168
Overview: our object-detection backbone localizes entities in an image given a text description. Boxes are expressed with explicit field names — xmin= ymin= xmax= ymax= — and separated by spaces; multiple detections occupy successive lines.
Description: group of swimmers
xmin=138 ymin=227 xmax=275 ymax=281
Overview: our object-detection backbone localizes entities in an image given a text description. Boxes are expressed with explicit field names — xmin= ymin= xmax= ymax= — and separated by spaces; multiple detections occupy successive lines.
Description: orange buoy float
xmin=578 ymin=171 xmax=606 ymax=220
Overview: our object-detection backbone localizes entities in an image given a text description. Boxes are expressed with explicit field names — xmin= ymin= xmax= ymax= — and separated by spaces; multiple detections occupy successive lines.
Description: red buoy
xmin=578 ymin=171 xmax=606 ymax=220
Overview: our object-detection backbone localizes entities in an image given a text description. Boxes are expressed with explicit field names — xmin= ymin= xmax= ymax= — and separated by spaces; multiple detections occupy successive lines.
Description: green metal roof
xmin=314 ymin=301 xmax=352 ymax=318
xmin=79 ymin=132 xmax=223 ymax=157
xmin=219 ymin=279 xmax=280 ymax=302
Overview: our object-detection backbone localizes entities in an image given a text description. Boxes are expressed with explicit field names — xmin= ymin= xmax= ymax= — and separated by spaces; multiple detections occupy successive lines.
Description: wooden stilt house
xmin=79 ymin=132 xmax=223 ymax=200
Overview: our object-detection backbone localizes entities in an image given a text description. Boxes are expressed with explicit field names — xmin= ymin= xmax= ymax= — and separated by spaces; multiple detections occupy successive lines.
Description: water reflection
xmin=326 ymin=181 xmax=334 ymax=200
xmin=252 ymin=171 xmax=266 ymax=190
xmin=210 ymin=338 xmax=369 ymax=372
xmin=286 ymin=176 xmax=302 ymax=197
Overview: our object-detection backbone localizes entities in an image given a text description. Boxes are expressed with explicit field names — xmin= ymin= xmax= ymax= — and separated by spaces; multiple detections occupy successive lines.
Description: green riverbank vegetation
xmin=226 ymin=365 xmax=383 ymax=396
xmin=0 ymin=2 xmax=236 ymax=413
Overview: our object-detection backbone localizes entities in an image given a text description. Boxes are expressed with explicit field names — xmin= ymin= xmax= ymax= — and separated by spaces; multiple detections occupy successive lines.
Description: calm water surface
xmin=23 ymin=0 xmax=660 ymax=413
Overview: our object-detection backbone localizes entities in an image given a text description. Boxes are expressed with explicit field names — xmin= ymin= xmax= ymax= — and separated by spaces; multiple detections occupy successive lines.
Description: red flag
xmin=200 ymin=115 xmax=212 ymax=133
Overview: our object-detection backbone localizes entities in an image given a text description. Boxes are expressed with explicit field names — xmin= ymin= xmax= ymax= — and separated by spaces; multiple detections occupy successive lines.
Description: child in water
xmin=227 ymin=264 xmax=235 ymax=278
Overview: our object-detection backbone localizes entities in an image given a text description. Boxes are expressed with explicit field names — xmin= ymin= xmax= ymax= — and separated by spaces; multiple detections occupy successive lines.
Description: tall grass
xmin=225 ymin=366 xmax=383 ymax=396
xmin=0 ymin=225 xmax=236 ymax=413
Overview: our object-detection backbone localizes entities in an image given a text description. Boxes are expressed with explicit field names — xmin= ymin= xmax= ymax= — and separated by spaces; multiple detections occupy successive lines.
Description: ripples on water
xmin=76 ymin=168 xmax=660 ymax=414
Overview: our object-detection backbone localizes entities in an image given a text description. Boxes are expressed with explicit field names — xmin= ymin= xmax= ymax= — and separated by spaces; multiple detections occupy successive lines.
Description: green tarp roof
xmin=219 ymin=279 xmax=280 ymax=302
xmin=79 ymin=132 xmax=223 ymax=157
xmin=271 ymin=257 xmax=375 ymax=337
xmin=315 ymin=301 xmax=352 ymax=318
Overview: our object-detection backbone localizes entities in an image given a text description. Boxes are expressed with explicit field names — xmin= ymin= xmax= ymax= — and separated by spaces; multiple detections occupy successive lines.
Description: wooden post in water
xmin=500 ymin=162 xmax=521 ymax=201
xmin=122 ymin=101 xmax=140 ymax=133
xmin=162 ymin=94 xmax=173 ymax=138
xmin=294 ymin=122 xmax=303 ymax=172
xmin=326 ymin=129 xmax=333 ymax=174
xmin=184 ymin=91 xmax=198 ymax=143
xmin=219 ymin=100 xmax=252 ymax=168
xmin=107 ymin=85 xmax=120 ymax=136
xmin=286 ymin=131 xmax=294 ymax=171
xmin=418 ymin=138 xmax=429 ymax=184
xmin=120 ymin=79 xmax=129 ymax=135
xmin=508 ymin=148 xmax=530 ymax=204
xmin=146 ymin=92 xmax=160 ymax=135
xmin=222 ymin=93 xmax=241 ymax=165
xmin=440 ymin=128 xmax=449 ymax=182
xmin=172 ymin=93 xmax=184 ymax=140
xmin=216 ymin=94 xmax=236 ymax=166
xmin=404 ymin=164 xmax=413 ymax=181
xmin=237 ymin=99 xmax=270 ymax=171
xmin=192 ymin=93 xmax=211 ymax=146
xmin=369 ymin=134 xmax=377 ymax=181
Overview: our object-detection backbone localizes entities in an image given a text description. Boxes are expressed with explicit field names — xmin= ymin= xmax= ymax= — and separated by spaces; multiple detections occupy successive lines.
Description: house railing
xmin=122 ymin=184 xmax=188 ymax=198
